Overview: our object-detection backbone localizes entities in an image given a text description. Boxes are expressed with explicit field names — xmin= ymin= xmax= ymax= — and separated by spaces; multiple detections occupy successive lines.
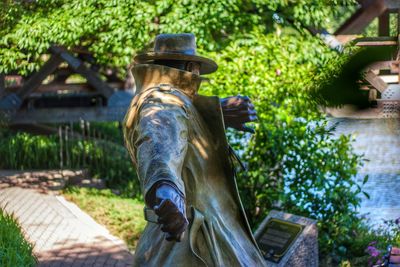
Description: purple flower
xmin=395 ymin=217 xmax=400 ymax=225
xmin=366 ymin=246 xmax=380 ymax=258
xmin=368 ymin=241 xmax=377 ymax=246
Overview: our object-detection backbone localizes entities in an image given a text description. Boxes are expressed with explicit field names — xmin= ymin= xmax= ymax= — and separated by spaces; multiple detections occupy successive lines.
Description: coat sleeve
xmin=125 ymin=94 xmax=189 ymax=207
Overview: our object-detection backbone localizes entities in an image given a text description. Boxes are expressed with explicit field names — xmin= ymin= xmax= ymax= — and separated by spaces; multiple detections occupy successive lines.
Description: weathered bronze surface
xmin=124 ymin=34 xmax=265 ymax=266
xmin=134 ymin=33 xmax=217 ymax=75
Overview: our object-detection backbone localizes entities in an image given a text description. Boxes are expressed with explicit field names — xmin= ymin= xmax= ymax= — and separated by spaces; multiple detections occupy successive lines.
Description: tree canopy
xmin=0 ymin=0 xmax=355 ymax=75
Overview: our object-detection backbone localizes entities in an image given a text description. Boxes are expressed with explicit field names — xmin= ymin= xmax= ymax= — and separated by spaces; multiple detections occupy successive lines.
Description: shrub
xmin=201 ymin=32 xmax=367 ymax=259
xmin=354 ymin=218 xmax=400 ymax=266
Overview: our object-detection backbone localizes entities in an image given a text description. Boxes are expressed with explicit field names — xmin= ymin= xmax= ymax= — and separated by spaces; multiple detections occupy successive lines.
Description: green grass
xmin=63 ymin=187 xmax=146 ymax=251
xmin=0 ymin=209 xmax=36 ymax=267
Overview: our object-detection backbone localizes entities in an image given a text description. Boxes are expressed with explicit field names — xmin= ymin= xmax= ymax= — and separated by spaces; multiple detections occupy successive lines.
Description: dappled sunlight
xmin=0 ymin=187 xmax=134 ymax=267
xmin=190 ymin=138 xmax=209 ymax=160
xmin=36 ymin=237 xmax=133 ymax=267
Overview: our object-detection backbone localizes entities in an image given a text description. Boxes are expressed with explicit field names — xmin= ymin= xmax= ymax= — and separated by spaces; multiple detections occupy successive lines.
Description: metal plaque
xmin=256 ymin=218 xmax=303 ymax=263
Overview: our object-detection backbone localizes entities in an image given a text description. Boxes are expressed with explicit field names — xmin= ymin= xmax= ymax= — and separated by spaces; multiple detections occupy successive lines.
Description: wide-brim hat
xmin=134 ymin=33 xmax=218 ymax=75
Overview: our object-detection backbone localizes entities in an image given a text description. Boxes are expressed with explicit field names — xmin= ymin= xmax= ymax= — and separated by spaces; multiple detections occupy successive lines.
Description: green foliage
xmin=0 ymin=209 xmax=37 ymax=267
xmin=0 ymin=0 xmax=355 ymax=75
xmin=201 ymin=31 xmax=366 ymax=259
xmin=0 ymin=127 xmax=140 ymax=197
xmin=63 ymin=186 xmax=146 ymax=251
xmin=88 ymin=122 xmax=124 ymax=144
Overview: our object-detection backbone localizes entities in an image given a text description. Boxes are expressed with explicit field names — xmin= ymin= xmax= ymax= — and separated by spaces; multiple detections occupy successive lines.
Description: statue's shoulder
xmin=124 ymin=86 xmax=190 ymax=129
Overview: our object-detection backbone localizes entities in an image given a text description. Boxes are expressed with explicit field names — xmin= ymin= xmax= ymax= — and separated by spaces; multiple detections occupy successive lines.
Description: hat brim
xmin=134 ymin=52 xmax=218 ymax=75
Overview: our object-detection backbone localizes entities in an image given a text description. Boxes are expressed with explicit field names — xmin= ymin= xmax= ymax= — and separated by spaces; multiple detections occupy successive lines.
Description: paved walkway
xmin=332 ymin=118 xmax=400 ymax=226
xmin=0 ymin=171 xmax=133 ymax=267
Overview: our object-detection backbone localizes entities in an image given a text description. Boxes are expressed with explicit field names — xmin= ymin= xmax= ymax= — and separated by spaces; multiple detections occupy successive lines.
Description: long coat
xmin=124 ymin=64 xmax=266 ymax=267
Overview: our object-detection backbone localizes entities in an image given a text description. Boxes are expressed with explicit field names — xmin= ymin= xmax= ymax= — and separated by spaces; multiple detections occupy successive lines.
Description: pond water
xmin=332 ymin=118 xmax=400 ymax=226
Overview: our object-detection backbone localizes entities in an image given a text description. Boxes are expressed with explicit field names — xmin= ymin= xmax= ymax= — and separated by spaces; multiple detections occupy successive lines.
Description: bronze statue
xmin=124 ymin=33 xmax=265 ymax=266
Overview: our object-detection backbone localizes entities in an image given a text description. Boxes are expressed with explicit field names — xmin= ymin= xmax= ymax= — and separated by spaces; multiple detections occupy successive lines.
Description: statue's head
xmin=134 ymin=33 xmax=218 ymax=75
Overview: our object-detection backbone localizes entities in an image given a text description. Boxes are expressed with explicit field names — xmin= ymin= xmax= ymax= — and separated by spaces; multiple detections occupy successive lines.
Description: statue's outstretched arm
xmin=127 ymin=96 xmax=189 ymax=241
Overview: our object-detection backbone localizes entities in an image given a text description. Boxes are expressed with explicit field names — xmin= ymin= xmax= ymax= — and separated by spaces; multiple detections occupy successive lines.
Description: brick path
xmin=332 ymin=118 xmax=400 ymax=225
xmin=0 ymin=171 xmax=133 ymax=267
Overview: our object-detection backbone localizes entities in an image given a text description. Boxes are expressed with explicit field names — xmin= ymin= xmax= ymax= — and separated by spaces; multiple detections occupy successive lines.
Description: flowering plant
xmin=365 ymin=217 xmax=400 ymax=267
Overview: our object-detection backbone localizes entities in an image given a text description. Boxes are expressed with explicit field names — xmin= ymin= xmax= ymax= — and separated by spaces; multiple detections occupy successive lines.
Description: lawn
xmin=0 ymin=208 xmax=36 ymax=267
xmin=63 ymin=187 xmax=146 ymax=251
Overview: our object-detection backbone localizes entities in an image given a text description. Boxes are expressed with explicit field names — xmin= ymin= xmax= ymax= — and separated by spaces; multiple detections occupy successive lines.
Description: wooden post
xmin=80 ymin=119 xmax=86 ymax=167
xmin=16 ymin=55 xmax=63 ymax=99
xmin=398 ymin=9 xmax=400 ymax=84
xmin=0 ymin=74 xmax=5 ymax=98
xmin=93 ymin=128 xmax=97 ymax=172
xmin=70 ymin=121 xmax=75 ymax=166
xmin=65 ymin=125 xmax=70 ymax=168
xmin=378 ymin=11 xmax=390 ymax=36
xmin=365 ymin=70 xmax=388 ymax=93
xmin=335 ymin=0 xmax=387 ymax=35
xmin=86 ymin=121 xmax=90 ymax=140
xmin=369 ymin=88 xmax=378 ymax=102
xmin=59 ymin=126 xmax=64 ymax=170
xmin=86 ymin=121 xmax=91 ymax=165
xmin=50 ymin=46 xmax=114 ymax=98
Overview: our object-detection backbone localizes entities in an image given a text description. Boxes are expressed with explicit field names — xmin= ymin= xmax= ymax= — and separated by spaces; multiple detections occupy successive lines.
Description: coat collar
xmin=132 ymin=64 xmax=202 ymax=98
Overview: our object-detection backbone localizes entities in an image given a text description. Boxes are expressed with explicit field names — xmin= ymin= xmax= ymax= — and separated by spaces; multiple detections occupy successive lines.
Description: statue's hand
xmin=221 ymin=95 xmax=257 ymax=133
xmin=153 ymin=183 xmax=188 ymax=242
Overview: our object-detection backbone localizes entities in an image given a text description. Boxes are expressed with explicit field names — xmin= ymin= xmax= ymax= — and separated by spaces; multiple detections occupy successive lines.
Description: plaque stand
xmin=254 ymin=210 xmax=319 ymax=267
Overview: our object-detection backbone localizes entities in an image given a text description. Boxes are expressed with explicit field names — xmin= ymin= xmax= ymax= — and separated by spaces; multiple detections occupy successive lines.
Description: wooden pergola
xmin=0 ymin=45 xmax=134 ymax=129
xmin=326 ymin=0 xmax=400 ymax=118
